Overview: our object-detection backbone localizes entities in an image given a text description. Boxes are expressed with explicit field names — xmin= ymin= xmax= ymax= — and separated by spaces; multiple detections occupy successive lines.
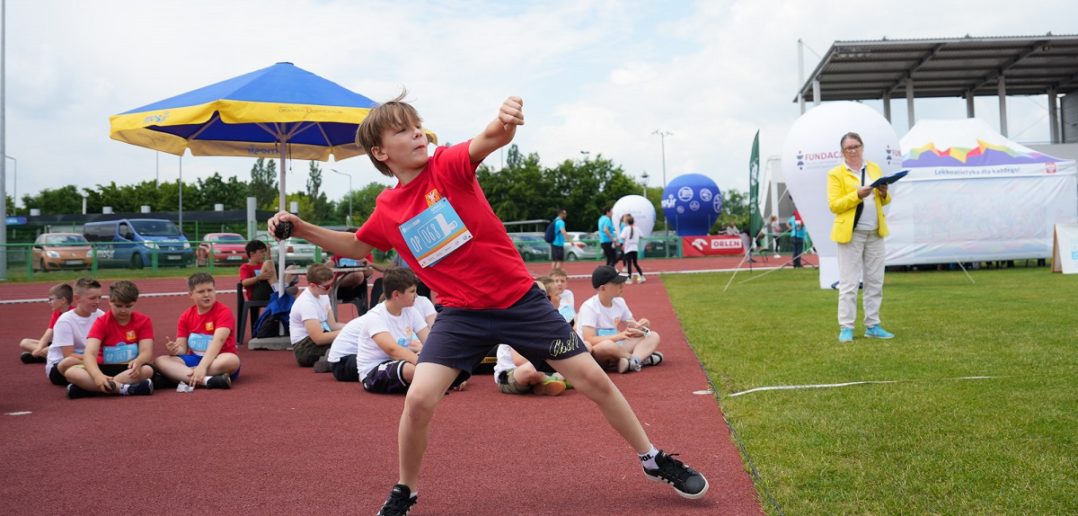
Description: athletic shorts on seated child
xmin=418 ymin=285 xmax=588 ymax=382
xmin=70 ymin=363 xmax=132 ymax=376
xmin=48 ymin=365 xmax=68 ymax=386
xmin=292 ymin=337 xmax=328 ymax=368
xmin=496 ymin=369 xmax=530 ymax=394
xmin=332 ymin=355 xmax=358 ymax=382
xmin=179 ymin=354 xmax=241 ymax=380
xmin=362 ymin=360 xmax=410 ymax=394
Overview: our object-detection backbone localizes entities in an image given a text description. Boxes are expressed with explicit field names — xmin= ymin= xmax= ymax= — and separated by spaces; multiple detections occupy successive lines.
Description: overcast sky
xmin=3 ymin=0 xmax=1075 ymax=210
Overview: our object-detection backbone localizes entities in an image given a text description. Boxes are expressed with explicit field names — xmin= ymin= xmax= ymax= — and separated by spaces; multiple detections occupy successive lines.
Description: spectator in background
xmin=551 ymin=209 xmax=568 ymax=271
xmin=18 ymin=283 xmax=71 ymax=364
xmin=597 ymin=207 xmax=618 ymax=267
xmin=768 ymin=215 xmax=785 ymax=258
xmin=788 ymin=214 xmax=807 ymax=268
xmin=619 ymin=215 xmax=645 ymax=284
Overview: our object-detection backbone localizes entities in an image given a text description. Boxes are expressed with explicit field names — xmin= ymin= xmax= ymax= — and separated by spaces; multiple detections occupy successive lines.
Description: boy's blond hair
xmin=306 ymin=263 xmax=334 ymax=284
xmin=535 ymin=276 xmax=557 ymax=298
xmin=549 ymin=268 xmax=568 ymax=280
xmin=356 ymin=91 xmax=422 ymax=177
xmin=109 ymin=280 xmax=140 ymax=304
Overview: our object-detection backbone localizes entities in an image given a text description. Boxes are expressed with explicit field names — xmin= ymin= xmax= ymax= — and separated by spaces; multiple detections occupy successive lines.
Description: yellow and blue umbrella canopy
xmin=109 ymin=62 xmax=383 ymax=161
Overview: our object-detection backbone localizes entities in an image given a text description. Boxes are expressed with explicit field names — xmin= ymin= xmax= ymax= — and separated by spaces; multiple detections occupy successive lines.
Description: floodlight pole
xmin=0 ymin=0 xmax=7 ymax=281
xmin=652 ymin=129 xmax=672 ymax=237
xmin=4 ymin=154 xmax=13 ymax=214
xmin=330 ymin=168 xmax=352 ymax=227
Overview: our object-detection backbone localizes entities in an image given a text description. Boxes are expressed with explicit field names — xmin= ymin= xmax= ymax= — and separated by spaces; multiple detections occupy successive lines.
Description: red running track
xmin=0 ymin=257 xmax=787 ymax=514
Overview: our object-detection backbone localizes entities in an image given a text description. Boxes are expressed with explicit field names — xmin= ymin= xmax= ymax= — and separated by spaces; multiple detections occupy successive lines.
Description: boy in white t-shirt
xmin=411 ymin=293 xmax=438 ymax=329
xmin=577 ymin=265 xmax=663 ymax=374
xmin=328 ymin=267 xmax=424 ymax=383
xmin=46 ymin=278 xmax=104 ymax=386
xmin=350 ymin=268 xmax=432 ymax=394
xmin=289 ymin=263 xmax=344 ymax=368
xmin=549 ymin=268 xmax=575 ymax=325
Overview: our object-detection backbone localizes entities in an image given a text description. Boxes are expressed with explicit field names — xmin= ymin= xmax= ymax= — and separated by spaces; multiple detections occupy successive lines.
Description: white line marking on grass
xmin=5 ymin=411 xmax=32 ymax=416
xmin=728 ymin=375 xmax=1005 ymax=398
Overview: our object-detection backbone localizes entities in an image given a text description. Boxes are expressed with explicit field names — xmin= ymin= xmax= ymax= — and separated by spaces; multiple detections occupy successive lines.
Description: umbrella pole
xmin=277 ymin=133 xmax=288 ymax=294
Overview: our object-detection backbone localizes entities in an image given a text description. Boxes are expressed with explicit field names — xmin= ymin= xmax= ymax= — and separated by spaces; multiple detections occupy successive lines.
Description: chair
xmin=236 ymin=282 xmax=270 ymax=344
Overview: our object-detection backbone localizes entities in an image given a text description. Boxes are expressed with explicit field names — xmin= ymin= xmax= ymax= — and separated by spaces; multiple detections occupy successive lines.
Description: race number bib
xmin=320 ymin=320 xmax=331 ymax=332
xmin=597 ymin=328 xmax=617 ymax=337
xmin=338 ymin=258 xmax=360 ymax=267
xmin=103 ymin=343 xmax=138 ymax=364
xmin=559 ymin=306 xmax=576 ymax=323
xmin=399 ymin=199 xmax=473 ymax=268
xmin=188 ymin=333 xmax=212 ymax=355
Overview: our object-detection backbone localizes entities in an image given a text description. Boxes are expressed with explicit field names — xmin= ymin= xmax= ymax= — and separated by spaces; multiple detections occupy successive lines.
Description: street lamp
xmin=4 ymin=155 xmax=14 ymax=215
xmin=330 ymin=168 xmax=353 ymax=227
xmin=641 ymin=171 xmax=649 ymax=197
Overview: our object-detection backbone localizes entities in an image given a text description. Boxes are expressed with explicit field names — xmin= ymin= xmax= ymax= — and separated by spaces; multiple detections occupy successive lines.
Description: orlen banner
xmin=781 ymin=102 xmax=901 ymax=288
xmin=682 ymin=235 xmax=744 ymax=256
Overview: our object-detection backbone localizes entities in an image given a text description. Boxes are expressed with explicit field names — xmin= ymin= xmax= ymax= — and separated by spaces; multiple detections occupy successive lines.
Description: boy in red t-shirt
xmin=64 ymin=280 xmax=154 ymax=398
xmin=18 ymin=283 xmax=71 ymax=364
xmin=154 ymin=272 xmax=240 ymax=389
xmin=269 ymin=93 xmax=708 ymax=514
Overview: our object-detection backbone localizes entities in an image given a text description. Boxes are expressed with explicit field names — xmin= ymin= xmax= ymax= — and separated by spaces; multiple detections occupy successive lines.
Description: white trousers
xmin=836 ymin=229 xmax=885 ymax=329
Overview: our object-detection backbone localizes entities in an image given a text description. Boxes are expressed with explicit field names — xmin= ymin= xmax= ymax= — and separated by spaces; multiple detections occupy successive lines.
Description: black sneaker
xmin=642 ymin=351 xmax=664 ymax=367
xmin=377 ymin=484 xmax=417 ymax=516
xmin=206 ymin=374 xmax=232 ymax=389
xmin=312 ymin=357 xmax=333 ymax=373
xmin=643 ymin=450 xmax=709 ymax=499
xmin=67 ymin=384 xmax=98 ymax=399
xmin=20 ymin=352 xmax=45 ymax=364
xmin=123 ymin=379 xmax=154 ymax=396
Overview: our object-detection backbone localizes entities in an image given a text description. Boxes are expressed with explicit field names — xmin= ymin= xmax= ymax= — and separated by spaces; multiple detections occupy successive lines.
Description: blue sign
xmin=5 ymin=216 xmax=27 ymax=225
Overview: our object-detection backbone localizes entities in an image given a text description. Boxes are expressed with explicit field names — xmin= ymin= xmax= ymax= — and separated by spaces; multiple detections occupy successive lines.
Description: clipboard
xmin=870 ymin=170 xmax=908 ymax=188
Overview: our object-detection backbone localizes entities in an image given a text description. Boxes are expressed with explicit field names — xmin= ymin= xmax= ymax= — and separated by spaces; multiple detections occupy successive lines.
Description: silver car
xmin=565 ymin=231 xmax=601 ymax=261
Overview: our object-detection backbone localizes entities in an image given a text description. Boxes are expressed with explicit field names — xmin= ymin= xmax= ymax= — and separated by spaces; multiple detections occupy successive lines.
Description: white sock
xmin=639 ymin=445 xmax=659 ymax=469
xmin=203 ymin=376 xmax=211 ymax=386
xmin=119 ymin=383 xmax=131 ymax=395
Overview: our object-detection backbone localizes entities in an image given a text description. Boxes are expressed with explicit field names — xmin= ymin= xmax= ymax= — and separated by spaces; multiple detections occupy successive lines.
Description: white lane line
xmin=728 ymin=376 xmax=1005 ymax=398
xmin=5 ymin=411 xmax=32 ymax=416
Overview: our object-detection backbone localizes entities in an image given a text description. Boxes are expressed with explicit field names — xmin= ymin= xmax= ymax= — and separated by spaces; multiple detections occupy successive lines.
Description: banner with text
xmin=681 ymin=235 xmax=744 ymax=256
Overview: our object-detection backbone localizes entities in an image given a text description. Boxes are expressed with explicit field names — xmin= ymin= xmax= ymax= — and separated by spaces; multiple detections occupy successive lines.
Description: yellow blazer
xmin=827 ymin=161 xmax=891 ymax=244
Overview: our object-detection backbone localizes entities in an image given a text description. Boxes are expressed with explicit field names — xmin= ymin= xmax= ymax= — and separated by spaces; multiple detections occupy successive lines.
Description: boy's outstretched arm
xmin=469 ymin=96 xmax=524 ymax=164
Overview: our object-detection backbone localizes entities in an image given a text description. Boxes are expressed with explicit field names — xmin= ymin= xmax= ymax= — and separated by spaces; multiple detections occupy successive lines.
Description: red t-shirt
xmin=176 ymin=301 xmax=237 ymax=356
xmin=87 ymin=311 xmax=154 ymax=365
xmin=239 ymin=262 xmax=265 ymax=300
xmin=355 ymin=142 xmax=533 ymax=309
xmin=48 ymin=309 xmax=64 ymax=329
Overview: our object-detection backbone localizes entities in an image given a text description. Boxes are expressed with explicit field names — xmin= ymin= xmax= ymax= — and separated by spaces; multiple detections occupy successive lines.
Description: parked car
xmin=256 ymin=230 xmax=320 ymax=266
xmin=509 ymin=233 xmax=550 ymax=262
xmin=565 ymin=231 xmax=600 ymax=261
xmin=196 ymin=233 xmax=248 ymax=266
xmin=32 ymin=233 xmax=92 ymax=272
xmin=82 ymin=218 xmax=193 ymax=269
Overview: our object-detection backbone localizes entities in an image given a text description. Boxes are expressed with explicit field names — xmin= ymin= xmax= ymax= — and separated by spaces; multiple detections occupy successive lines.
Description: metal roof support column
xmin=812 ymin=80 xmax=821 ymax=107
xmin=998 ymin=76 xmax=1008 ymax=137
xmin=1048 ymin=88 xmax=1059 ymax=144
xmin=965 ymin=90 xmax=975 ymax=118
xmin=798 ymin=39 xmax=806 ymax=114
xmin=882 ymin=92 xmax=891 ymax=122
xmin=906 ymin=77 xmax=915 ymax=131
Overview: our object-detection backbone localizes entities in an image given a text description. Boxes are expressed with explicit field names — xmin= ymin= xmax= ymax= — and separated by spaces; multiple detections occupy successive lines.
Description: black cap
xmin=592 ymin=265 xmax=629 ymax=289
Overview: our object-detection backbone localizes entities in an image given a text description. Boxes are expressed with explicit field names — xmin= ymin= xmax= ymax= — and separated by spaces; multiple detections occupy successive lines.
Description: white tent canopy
xmin=886 ymin=119 xmax=1078 ymax=265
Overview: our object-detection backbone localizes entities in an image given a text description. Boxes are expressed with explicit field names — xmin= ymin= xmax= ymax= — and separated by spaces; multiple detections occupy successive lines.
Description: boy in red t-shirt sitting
xmin=18 ymin=283 xmax=72 ymax=364
xmin=64 ymin=281 xmax=154 ymax=398
xmin=154 ymin=273 xmax=240 ymax=389
xmin=269 ymin=93 xmax=708 ymax=515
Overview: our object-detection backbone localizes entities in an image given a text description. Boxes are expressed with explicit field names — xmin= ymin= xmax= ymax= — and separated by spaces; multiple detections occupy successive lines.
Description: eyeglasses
xmin=317 ymin=280 xmax=335 ymax=290
xmin=843 ymin=144 xmax=863 ymax=152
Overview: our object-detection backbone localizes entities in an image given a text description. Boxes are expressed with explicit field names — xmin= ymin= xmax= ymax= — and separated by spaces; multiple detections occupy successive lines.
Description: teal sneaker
xmin=838 ymin=327 xmax=854 ymax=343
xmin=865 ymin=325 xmax=895 ymax=339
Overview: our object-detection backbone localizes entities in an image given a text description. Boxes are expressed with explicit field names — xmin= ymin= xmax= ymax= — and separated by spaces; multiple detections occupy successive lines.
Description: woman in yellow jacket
xmin=827 ymin=132 xmax=895 ymax=343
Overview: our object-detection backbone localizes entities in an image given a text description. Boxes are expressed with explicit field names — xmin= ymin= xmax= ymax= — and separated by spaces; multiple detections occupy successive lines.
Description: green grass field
xmin=664 ymin=267 xmax=1077 ymax=515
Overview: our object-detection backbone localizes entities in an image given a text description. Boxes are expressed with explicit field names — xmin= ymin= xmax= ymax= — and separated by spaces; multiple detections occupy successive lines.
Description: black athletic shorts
xmin=48 ymin=365 xmax=68 ymax=386
xmin=362 ymin=360 xmax=410 ymax=394
xmin=418 ymin=285 xmax=588 ymax=381
xmin=331 ymin=354 xmax=359 ymax=382
xmin=551 ymin=245 xmax=565 ymax=261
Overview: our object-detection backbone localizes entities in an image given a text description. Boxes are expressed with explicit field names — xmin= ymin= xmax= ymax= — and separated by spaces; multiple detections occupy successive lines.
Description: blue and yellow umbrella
xmin=110 ymin=61 xmax=379 ymax=162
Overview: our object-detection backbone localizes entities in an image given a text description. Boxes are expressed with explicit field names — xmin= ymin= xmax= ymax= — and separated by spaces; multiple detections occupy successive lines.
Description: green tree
xmin=249 ymin=158 xmax=278 ymax=209
xmin=193 ymin=172 xmax=249 ymax=210
xmin=711 ymin=188 xmax=749 ymax=234
xmin=21 ymin=185 xmax=83 ymax=215
xmin=305 ymin=161 xmax=331 ymax=223
xmin=338 ymin=181 xmax=387 ymax=227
